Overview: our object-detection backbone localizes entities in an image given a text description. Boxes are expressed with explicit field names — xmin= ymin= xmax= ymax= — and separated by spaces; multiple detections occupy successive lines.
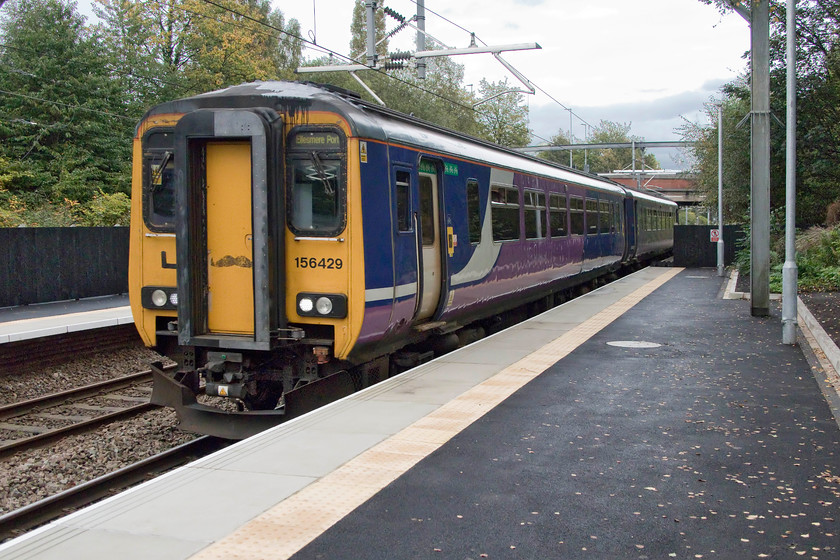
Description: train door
xmin=205 ymin=141 xmax=254 ymax=334
xmin=174 ymin=108 xmax=275 ymax=351
xmin=416 ymin=168 xmax=442 ymax=321
xmin=391 ymin=165 xmax=418 ymax=323
xmin=624 ymin=196 xmax=638 ymax=260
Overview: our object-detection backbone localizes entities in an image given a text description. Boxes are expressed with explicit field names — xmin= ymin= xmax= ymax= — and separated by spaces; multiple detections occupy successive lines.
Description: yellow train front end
xmin=128 ymin=85 xmax=368 ymax=438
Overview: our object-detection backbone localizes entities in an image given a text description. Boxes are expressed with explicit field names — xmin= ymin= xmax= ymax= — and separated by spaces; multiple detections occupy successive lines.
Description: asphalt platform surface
xmin=292 ymin=269 xmax=840 ymax=559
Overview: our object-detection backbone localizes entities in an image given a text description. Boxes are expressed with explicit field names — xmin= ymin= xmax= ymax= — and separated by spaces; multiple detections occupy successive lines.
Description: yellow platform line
xmin=191 ymin=267 xmax=682 ymax=560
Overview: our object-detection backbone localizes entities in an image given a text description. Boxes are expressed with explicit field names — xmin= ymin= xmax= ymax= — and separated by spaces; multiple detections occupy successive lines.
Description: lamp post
xmin=782 ymin=0 xmax=798 ymax=344
xmin=717 ymin=104 xmax=725 ymax=277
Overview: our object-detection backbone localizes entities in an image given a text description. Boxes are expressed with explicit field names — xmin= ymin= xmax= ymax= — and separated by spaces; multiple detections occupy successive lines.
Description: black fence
xmin=673 ymin=225 xmax=744 ymax=268
xmin=0 ymin=227 xmax=129 ymax=308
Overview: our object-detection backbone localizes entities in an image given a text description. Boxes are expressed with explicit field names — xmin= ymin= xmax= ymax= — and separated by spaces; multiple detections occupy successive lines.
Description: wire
xmin=0 ymin=42 xmax=192 ymax=94
xmin=0 ymin=89 xmax=136 ymax=121
xmin=195 ymin=0 xmax=480 ymax=113
xmin=401 ymin=0 xmax=598 ymax=139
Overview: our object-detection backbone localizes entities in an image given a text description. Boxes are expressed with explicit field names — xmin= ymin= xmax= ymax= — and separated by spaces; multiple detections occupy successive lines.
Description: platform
xmin=1 ymin=268 xmax=839 ymax=559
xmin=0 ymin=295 xmax=132 ymax=344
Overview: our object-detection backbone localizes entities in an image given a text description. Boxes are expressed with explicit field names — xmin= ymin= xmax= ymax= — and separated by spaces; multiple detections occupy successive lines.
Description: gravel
xmin=0 ymin=345 xmax=169 ymax=405
xmin=0 ymin=338 xmax=194 ymax=518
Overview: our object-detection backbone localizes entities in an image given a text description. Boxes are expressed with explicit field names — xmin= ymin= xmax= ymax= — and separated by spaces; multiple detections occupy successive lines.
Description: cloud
xmin=527 ymin=81 xmax=733 ymax=170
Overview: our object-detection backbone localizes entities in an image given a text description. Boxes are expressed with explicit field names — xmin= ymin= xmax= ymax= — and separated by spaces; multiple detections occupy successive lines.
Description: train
xmin=128 ymin=80 xmax=677 ymax=438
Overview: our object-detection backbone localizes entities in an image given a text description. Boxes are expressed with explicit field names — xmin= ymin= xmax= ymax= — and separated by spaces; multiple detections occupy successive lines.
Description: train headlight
xmin=315 ymin=297 xmax=333 ymax=315
xmin=141 ymin=286 xmax=178 ymax=310
xmin=151 ymin=289 xmax=168 ymax=307
xmin=296 ymin=293 xmax=347 ymax=318
xmin=298 ymin=297 xmax=314 ymax=313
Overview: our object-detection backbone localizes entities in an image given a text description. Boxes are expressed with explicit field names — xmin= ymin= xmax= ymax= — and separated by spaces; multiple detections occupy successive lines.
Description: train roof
xmin=141 ymin=80 xmax=673 ymax=203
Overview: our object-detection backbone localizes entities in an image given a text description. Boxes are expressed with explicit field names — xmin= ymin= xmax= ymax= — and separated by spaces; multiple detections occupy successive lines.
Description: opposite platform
xmin=0 ymin=295 xmax=131 ymax=344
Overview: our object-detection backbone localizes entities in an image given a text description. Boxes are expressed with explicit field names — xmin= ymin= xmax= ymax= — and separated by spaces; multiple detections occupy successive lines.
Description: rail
xmin=0 ymin=366 xmax=175 ymax=460
xmin=0 ymin=436 xmax=229 ymax=541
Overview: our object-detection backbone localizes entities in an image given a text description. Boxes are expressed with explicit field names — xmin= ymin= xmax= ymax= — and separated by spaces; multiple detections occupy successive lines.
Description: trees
xmin=94 ymin=0 xmax=303 ymax=104
xmin=474 ymin=78 xmax=530 ymax=147
xmin=0 ymin=0 xmax=132 ymax=220
xmin=349 ymin=0 xmax=387 ymax=62
xmin=539 ymin=120 xmax=660 ymax=174
xmin=0 ymin=0 xmax=302 ymax=225
xmin=686 ymin=0 xmax=840 ymax=227
xmin=678 ymin=81 xmax=751 ymax=222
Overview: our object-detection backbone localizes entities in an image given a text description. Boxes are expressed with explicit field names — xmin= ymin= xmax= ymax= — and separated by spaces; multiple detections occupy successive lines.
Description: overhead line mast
xmin=296 ymin=0 xmax=540 ymax=106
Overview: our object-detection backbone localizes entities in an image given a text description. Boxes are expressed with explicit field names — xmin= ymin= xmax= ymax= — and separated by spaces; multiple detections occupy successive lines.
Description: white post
xmin=717 ymin=104 xmax=725 ymax=277
xmin=782 ymin=0 xmax=798 ymax=344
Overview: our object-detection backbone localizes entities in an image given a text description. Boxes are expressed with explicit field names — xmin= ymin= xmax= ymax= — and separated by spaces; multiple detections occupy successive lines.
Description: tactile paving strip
xmin=190 ymin=268 xmax=682 ymax=560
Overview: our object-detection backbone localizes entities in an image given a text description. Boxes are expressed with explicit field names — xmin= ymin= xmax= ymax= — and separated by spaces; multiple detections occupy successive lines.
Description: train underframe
xmin=150 ymin=259 xmax=663 ymax=439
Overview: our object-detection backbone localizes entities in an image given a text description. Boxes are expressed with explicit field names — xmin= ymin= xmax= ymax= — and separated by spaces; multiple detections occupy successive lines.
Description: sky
xmin=77 ymin=0 xmax=752 ymax=170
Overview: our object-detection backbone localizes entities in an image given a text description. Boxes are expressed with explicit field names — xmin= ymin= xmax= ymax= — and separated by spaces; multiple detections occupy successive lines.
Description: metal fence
xmin=0 ymin=227 xmax=129 ymax=308
xmin=673 ymin=225 xmax=744 ymax=268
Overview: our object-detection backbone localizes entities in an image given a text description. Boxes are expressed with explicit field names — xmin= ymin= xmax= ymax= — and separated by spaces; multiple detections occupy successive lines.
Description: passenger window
xmin=614 ymin=202 xmax=622 ymax=233
xmin=395 ymin=170 xmax=411 ymax=232
xmin=586 ymin=198 xmax=598 ymax=235
xmin=549 ymin=193 xmax=567 ymax=237
xmin=599 ymin=200 xmax=610 ymax=233
xmin=491 ymin=185 xmax=520 ymax=242
xmin=467 ymin=179 xmax=481 ymax=244
xmin=524 ymin=190 xmax=546 ymax=240
xmin=570 ymin=196 xmax=584 ymax=235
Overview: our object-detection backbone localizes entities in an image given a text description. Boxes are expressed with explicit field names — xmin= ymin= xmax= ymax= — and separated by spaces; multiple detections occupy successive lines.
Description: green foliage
xmin=77 ymin=190 xmax=131 ymax=226
xmin=737 ymin=219 xmax=840 ymax=293
xmin=689 ymin=0 xmax=840 ymax=228
xmin=790 ymin=227 xmax=840 ymax=292
xmin=539 ymin=120 xmax=660 ymax=173
xmin=678 ymin=81 xmax=752 ymax=222
xmin=349 ymin=0 xmax=388 ymax=61
xmin=94 ymin=0 xmax=303 ymax=101
xmin=474 ymin=77 xmax=530 ymax=147
xmin=1 ymin=0 xmax=303 ymax=227
xmin=0 ymin=0 xmax=133 ymax=208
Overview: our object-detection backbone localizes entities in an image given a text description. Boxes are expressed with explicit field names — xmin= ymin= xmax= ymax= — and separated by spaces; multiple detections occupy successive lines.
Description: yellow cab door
xmin=205 ymin=141 xmax=254 ymax=334
xmin=174 ymin=108 xmax=274 ymax=350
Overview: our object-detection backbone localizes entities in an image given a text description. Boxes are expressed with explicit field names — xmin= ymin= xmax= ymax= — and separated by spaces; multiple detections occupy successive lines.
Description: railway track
xmin=0 ymin=365 xmax=176 ymax=460
xmin=0 ymin=435 xmax=229 ymax=541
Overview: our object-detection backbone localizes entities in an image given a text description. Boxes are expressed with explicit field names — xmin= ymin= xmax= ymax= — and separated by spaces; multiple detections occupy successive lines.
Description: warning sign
xmin=710 ymin=229 xmax=721 ymax=242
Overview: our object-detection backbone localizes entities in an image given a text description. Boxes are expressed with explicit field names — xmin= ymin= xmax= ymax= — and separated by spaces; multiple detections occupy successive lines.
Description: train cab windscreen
xmin=286 ymin=129 xmax=346 ymax=236
xmin=142 ymin=130 xmax=175 ymax=232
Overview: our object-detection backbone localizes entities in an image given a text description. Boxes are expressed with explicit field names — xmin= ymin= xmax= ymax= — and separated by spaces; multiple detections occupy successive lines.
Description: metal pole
xmin=782 ymin=0 xmax=798 ymax=344
xmin=569 ymin=109 xmax=573 ymax=167
xmin=416 ymin=0 xmax=426 ymax=79
xmin=717 ymin=104 xmax=725 ymax=277
xmin=750 ymin=0 xmax=771 ymax=317
xmin=365 ymin=1 xmax=377 ymax=67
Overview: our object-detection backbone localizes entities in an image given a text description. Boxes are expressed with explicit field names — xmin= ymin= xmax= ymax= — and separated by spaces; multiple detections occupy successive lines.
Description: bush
xmin=76 ymin=191 xmax=131 ymax=226
xmin=827 ymin=200 xmax=840 ymax=227
xmin=768 ymin=226 xmax=840 ymax=292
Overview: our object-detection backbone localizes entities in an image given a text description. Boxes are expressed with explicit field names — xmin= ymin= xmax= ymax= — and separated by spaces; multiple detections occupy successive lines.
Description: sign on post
xmin=710 ymin=229 xmax=721 ymax=243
